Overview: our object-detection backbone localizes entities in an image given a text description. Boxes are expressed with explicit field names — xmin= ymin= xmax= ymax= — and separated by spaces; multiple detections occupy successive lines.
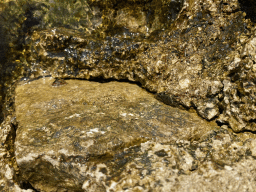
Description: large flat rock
xmin=14 ymin=77 xmax=217 ymax=191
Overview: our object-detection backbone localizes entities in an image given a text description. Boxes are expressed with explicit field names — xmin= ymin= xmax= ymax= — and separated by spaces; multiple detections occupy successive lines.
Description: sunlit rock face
xmin=21 ymin=0 xmax=256 ymax=132
xmin=14 ymin=77 xmax=216 ymax=191
xmin=1 ymin=0 xmax=256 ymax=191
xmin=14 ymin=78 xmax=256 ymax=192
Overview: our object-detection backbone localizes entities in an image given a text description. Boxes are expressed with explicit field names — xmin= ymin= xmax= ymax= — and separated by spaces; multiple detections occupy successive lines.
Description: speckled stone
xmin=19 ymin=0 xmax=256 ymax=133
xmin=14 ymin=77 xmax=217 ymax=191
xmin=1 ymin=0 xmax=256 ymax=191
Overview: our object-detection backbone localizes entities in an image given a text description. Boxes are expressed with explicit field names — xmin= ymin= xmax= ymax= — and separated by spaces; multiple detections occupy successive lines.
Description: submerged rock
xmin=14 ymin=77 xmax=216 ymax=191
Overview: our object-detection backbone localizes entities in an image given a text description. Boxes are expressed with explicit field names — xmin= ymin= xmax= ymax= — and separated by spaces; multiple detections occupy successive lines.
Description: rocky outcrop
xmin=1 ymin=0 xmax=256 ymax=191
xmin=12 ymin=77 xmax=256 ymax=192
xmin=11 ymin=77 xmax=256 ymax=191
xmin=18 ymin=0 xmax=256 ymax=132
xmin=14 ymin=77 xmax=216 ymax=191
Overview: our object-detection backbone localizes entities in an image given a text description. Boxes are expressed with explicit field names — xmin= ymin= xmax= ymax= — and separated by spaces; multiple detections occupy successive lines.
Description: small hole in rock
xmin=20 ymin=181 xmax=40 ymax=192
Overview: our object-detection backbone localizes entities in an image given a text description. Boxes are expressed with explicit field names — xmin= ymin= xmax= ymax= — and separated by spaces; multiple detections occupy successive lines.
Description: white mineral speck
xmin=64 ymin=113 xmax=81 ymax=119
xmin=16 ymin=153 xmax=38 ymax=164
xmin=43 ymin=155 xmax=59 ymax=167
xmin=224 ymin=166 xmax=233 ymax=171
xmin=82 ymin=180 xmax=90 ymax=190
xmin=179 ymin=78 xmax=190 ymax=89
xmin=58 ymin=149 xmax=69 ymax=154
xmin=87 ymin=128 xmax=106 ymax=136
xmin=207 ymin=108 xmax=218 ymax=120
xmin=121 ymin=113 xmax=127 ymax=117
xmin=5 ymin=164 xmax=13 ymax=180
xmin=89 ymin=128 xmax=99 ymax=132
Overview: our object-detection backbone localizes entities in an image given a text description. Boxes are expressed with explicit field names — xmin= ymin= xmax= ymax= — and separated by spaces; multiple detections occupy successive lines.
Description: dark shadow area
xmin=0 ymin=8 xmax=9 ymax=124
xmin=239 ymin=0 xmax=256 ymax=23
xmin=155 ymin=92 xmax=190 ymax=110
xmin=216 ymin=120 xmax=229 ymax=128
xmin=235 ymin=129 xmax=256 ymax=134
xmin=0 ymin=1 xmax=45 ymax=124
xmin=0 ymin=20 xmax=7 ymax=64
xmin=19 ymin=181 xmax=40 ymax=192
xmin=66 ymin=76 xmax=143 ymax=87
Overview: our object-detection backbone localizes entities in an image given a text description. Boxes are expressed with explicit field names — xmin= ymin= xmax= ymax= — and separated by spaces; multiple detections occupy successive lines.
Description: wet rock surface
xmin=13 ymin=77 xmax=256 ymax=191
xmin=17 ymin=0 xmax=256 ymax=132
xmin=14 ymin=77 xmax=216 ymax=191
xmin=1 ymin=0 xmax=256 ymax=191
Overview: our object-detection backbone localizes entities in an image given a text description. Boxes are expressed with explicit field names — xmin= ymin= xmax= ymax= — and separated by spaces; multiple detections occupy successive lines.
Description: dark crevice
xmin=63 ymin=76 xmax=144 ymax=89
xmin=249 ymin=118 xmax=256 ymax=123
xmin=236 ymin=88 xmax=242 ymax=98
xmin=236 ymin=129 xmax=256 ymax=134
xmin=19 ymin=181 xmax=40 ymax=192
xmin=216 ymin=120 xmax=228 ymax=127
xmin=239 ymin=0 xmax=256 ymax=23
xmin=22 ymin=4 xmax=42 ymax=34
xmin=217 ymin=102 xmax=225 ymax=114
xmin=154 ymin=92 xmax=190 ymax=110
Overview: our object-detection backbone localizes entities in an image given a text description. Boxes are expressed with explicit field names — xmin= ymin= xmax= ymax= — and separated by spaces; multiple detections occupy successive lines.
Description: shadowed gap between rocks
xmin=239 ymin=0 xmax=256 ymax=23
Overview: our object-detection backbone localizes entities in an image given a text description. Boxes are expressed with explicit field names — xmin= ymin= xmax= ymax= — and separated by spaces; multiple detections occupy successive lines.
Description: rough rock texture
xmin=0 ymin=115 xmax=33 ymax=192
xmin=14 ymin=77 xmax=217 ymax=191
xmin=16 ymin=0 xmax=256 ymax=132
xmin=1 ymin=0 xmax=256 ymax=191
xmin=14 ymin=77 xmax=256 ymax=192
xmin=11 ymin=78 xmax=256 ymax=191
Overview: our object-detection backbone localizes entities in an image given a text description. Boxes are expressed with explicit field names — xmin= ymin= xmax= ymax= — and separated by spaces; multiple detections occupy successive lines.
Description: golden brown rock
xmin=15 ymin=77 xmax=216 ymax=191
xmin=1 ymin=0 xmax=256 ymax=191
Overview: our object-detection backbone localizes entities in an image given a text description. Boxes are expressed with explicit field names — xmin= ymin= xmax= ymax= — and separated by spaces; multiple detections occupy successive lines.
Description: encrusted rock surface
xmin=1 ymin=0 xmax=256 ymax=191
xmin=16 ymin=0 xmax=256 ymax=132
xmin=14 ymin=77 xmax=216 ymax=191
xmin=13 ymin=77 xmax=256 ymax=191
